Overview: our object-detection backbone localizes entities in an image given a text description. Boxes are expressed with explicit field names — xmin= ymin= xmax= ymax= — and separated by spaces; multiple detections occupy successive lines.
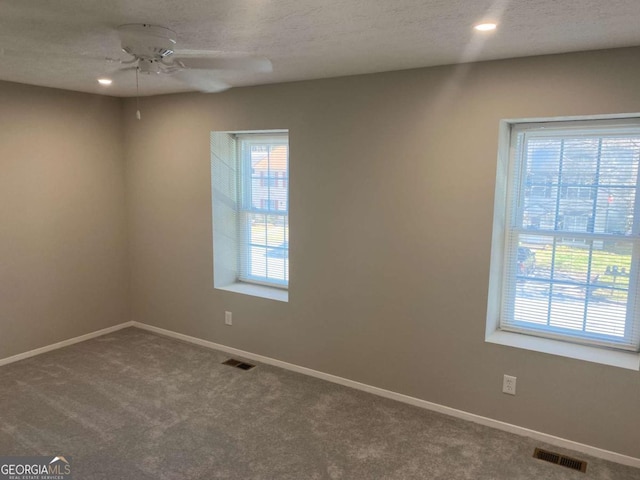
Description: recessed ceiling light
xmin=474 ymin=23 xmax=497 ymax=32
xmin=97 ymin=78 xmax=112 ymax=86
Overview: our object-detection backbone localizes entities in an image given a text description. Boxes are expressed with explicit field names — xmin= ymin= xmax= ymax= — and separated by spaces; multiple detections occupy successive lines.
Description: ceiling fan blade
xmin=173 ymin=70 xmax=231 ymax=93
xmin=171 ymin=55 xmax=272 ymax=73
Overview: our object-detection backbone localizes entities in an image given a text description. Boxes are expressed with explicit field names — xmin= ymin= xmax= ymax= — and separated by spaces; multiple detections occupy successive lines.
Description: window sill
xmin=217 ymin=282 xmax=288 ymax=303
xmin=486 ymin=330 xmax=640 ymax=370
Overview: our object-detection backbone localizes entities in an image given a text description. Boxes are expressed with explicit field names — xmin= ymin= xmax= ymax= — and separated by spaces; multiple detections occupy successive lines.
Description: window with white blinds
xmin=490 ymin=119 xmax=640 ymax=353
xmin=211 ymin=131 xmax=289 ymax=295
xmin=237 ymin=134 xmax=289 ymax=287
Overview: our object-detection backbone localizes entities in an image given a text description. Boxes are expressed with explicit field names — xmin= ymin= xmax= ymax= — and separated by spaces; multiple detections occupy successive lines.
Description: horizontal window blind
xmin=501 ymin=121 xmax=640 ymax=351
xmin=237 ymin=135 xmax=289 ymax=287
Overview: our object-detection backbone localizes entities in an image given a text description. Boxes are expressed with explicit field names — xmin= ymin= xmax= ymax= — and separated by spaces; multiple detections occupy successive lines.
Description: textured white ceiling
xmin=1 ymin=0 xmax=639 ymax=97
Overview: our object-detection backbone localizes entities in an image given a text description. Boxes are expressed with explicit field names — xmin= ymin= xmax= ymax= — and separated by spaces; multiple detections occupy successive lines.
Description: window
xmin=487 ymin=118 xmax=640 ymax=368
xmin=211 ymin=131 xmax=289 ymax=301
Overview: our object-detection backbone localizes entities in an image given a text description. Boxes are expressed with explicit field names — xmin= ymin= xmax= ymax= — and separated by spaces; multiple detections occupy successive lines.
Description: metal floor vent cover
xmin=533 ymin=447 xmax=587 ymax=473
xmin=222 ymin=358 xmax=256 ymax=371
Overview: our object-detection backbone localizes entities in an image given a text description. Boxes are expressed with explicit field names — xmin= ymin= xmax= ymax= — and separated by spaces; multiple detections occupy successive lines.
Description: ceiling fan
xmin=0 ymin=23 xmax=271 ymax=118
xmin=114 ymin=23 xmax=272 ymax=93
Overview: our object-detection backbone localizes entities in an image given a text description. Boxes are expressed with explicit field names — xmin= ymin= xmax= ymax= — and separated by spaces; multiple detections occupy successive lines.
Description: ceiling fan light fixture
xmin=474 ymin=23 xmax=497 ymax=32
xmin=97 ymin=78 xmax=112 ymax=85
xmin=137 ymin=59 xmax=162 ymax=74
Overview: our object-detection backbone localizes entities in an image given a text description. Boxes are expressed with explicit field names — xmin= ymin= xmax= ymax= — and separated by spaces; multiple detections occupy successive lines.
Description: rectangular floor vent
xmin=222 ymin=358 xmax=256 ymax=371
xmin=533 ymin=448 xmax=587 ymax=473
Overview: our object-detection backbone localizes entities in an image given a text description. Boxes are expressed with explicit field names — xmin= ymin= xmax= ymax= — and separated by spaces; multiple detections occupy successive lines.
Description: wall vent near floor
xmin=533 ymin=448 xmax=587 ymax=473
xmin=222 ymin=358 xmax=256 ymax=371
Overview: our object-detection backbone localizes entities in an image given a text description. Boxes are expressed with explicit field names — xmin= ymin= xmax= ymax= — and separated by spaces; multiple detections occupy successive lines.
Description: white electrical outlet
xmin=225 ymin=311 xmax=232 ymax=326
xmin=503 ymin=375 xmax=516 ymax=395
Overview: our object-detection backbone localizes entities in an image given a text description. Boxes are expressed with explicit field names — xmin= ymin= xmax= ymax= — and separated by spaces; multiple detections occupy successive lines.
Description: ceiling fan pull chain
xmin=135 ymin=67 xmax=141 ymax=120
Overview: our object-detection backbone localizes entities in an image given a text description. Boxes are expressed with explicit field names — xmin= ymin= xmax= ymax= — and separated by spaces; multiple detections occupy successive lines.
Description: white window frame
xmin=486 ymin=115 xmax=640 ymax=370
xmin=237 ymin=134 xmax=289 ymax=289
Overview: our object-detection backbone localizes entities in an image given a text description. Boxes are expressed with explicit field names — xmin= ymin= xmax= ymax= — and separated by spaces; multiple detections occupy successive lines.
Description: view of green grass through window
xmin=501 ymin=122 xmax=640 ymax=351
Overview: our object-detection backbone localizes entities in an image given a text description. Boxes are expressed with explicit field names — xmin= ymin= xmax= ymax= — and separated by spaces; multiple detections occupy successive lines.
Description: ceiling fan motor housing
xmin=118 ymin=24 xmax=177 ymax=60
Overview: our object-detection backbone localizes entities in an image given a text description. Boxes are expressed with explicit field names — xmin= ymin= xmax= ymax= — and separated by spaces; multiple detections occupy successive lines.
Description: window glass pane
xmin=512 ymin=234 xmax=632 ymax=341
xmin=249 ymin=245 xmax=268 ymax=278
xmin=522 ymin=135 xmax=640 ymax=238
xmin=239 ymin=136 xmax=289 ymax=286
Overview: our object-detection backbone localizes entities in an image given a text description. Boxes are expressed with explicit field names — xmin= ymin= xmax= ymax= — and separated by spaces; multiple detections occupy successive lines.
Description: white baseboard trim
xmin=0 ymin=321 xmax=134 ymax=367
xmin=133 ymin=321 xmax=640 ymax=469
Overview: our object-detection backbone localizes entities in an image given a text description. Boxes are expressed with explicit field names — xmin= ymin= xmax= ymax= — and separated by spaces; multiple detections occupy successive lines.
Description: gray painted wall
xmin=1 ymin=47 xmax=639 ymax=459
xmin=0 ymin=81 xmax=129 ymax=358
xmin=124 ymin=47 xmax=640 ymax=458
